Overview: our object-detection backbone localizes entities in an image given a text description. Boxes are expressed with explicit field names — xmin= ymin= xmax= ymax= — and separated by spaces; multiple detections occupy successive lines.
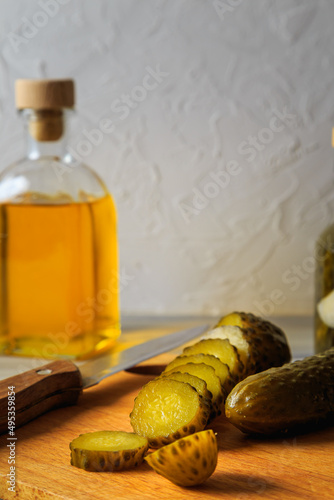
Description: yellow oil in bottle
xmin=0 ymin=193 xmax=119 ymax=359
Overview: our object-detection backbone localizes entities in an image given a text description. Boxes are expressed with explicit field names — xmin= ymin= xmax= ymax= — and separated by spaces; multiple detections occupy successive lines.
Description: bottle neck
xmin=21 ymin=108 xmax=72 ymax=161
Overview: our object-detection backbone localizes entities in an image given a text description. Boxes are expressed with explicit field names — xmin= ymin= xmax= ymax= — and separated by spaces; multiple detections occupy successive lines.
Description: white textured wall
xmin=1 ymin=0 xmax=334 ymax=318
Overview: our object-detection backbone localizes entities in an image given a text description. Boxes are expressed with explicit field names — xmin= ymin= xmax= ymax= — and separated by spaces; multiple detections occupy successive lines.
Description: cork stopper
xmin=15 ymin=79 xmax=74 ymax=110
xmin=15 ymin=79 xmax=75 ymax=141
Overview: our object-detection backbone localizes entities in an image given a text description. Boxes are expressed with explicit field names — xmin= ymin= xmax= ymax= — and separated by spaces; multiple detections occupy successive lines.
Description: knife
xmin=0 ymin=324 xmax=208 ymax=434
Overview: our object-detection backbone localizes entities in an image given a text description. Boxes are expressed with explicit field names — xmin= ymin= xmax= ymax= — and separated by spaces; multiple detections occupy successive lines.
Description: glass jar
xmin=314 ymin=223 xmax=334 ymax=353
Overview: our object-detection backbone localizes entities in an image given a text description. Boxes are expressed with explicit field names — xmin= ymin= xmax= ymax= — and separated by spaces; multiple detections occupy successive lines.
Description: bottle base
xmin=4 ymin=327 xmax=121 ymax=360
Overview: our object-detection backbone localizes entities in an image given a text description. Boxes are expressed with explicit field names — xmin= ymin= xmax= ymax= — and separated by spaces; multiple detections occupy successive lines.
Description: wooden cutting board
xmin=0 ymin=315 xmax=333 ymax=500
xmin=1 ymin=353 xmax=334 ymax=500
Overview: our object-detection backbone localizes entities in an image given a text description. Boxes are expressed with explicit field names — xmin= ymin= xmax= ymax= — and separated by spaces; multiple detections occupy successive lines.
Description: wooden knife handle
xmin=0 ymin=360 xmax=83 ymax=435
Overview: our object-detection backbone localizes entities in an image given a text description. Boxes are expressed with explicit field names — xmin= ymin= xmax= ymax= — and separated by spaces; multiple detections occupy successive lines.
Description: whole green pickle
xmin=225 ymin=348 xmax=334 ymax=435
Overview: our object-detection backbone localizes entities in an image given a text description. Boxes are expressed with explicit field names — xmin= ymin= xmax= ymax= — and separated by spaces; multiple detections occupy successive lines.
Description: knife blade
xmin=0 ymin=324 xmax=208 ymax=434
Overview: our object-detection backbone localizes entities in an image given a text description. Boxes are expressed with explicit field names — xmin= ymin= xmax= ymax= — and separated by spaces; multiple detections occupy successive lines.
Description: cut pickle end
xmin=165 ymin=353 xmax=234 ymax=394
xmin=216 ymin=312 xmax=244 ymax=329
xmin=202 ymin=325 xmax=249 ymax=372
xmin=69 ymin=431 xmax=149 ymax=471
xmin=130 ymin=378 xmax=210 ymax=448
xmin=162 ymin=362 xmax=225 ymax=419
xmin=215 ymin=311 xmax=291 ymax=375
xmin=145 ymin=429 xmax=218 ymax=487
xmin=183 ymin=338 xmax=244 ymax=381
xmin=317 ymin=290 xmax=334 ymax=328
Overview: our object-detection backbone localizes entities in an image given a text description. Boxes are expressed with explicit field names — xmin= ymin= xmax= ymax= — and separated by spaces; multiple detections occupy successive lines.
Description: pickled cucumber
xmin=216 ymin=311 xmax=291 ymax=375
xmin=225 ymin=348 xmax=334 ymax=435
xmin=145 ymin=430 xmax=218 ymax=487
xmin=164 ymin=353 xmax=234 ymax=394
xmin=130 ymin=378 xmax=211 ymax=448
xmin=182 ymin=338 xmax=244 ymax=381
xmin=160 ymin=371 xmax=213 ymax=411
xmin=162 ymin=362 xmax=225 ymax=419
xmin=69 ymin=431 xmax=149 ymax=471
xmin=202 ymin=324 xmax=250 ymax=373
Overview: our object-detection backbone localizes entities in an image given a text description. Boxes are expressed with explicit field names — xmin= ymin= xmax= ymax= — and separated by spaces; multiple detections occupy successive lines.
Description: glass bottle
xmin=0 ymin=79 xmax=120 ymax=359
xmin=314 ymin=129 xmax=334 ymax=353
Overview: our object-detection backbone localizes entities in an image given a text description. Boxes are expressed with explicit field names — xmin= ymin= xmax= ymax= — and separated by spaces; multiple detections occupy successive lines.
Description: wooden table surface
xmin=0 ymin=318 xmax=333 ymax=500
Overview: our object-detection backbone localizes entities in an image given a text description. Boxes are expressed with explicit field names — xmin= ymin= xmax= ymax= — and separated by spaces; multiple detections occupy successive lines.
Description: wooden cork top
xmin=15 ymin=79 xmax=74 ymax=141
xmin=15 ymin=79 xmax=75 ymax=110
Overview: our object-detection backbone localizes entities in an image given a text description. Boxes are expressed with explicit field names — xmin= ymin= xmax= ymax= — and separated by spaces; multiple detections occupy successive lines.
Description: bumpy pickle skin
xmin=225 ymin=348 xmax=334 ymax=435
xmin=69 ymin=431 xmax=149 ymax=471
xmin=216 ymin=311 xmax=291 ymax=376
xmin=145 ymin=430 xmax=218 ymax=487
xmin=130 ymin=378 xmax=211 ymax=448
